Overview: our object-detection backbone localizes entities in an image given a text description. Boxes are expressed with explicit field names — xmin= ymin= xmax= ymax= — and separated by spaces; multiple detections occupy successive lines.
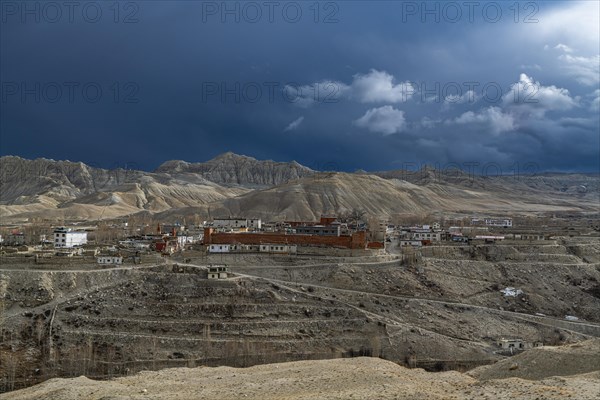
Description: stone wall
xmin=204 ymin=228 xmax=367 ymax=249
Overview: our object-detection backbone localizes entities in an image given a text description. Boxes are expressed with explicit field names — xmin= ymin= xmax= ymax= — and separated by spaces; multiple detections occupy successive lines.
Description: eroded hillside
xmin=2 ymin=237 xmax=599 ymax=393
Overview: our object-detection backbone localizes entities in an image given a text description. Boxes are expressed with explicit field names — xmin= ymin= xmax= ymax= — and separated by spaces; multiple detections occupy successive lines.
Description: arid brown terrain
xmin=2 ymin=154 xmax=598 ymax=221
xmin=1 ymin=154 xmax=599 ymax=397
xmin=2 ymin=236 xmax=599 ymax=394
xmin=2 ymin=341 xmax=599 ymax=400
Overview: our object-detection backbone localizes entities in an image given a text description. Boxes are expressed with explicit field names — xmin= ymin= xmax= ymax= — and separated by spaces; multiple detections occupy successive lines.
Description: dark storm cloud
xmin=1 ymin=1 xmax=598 ymax=173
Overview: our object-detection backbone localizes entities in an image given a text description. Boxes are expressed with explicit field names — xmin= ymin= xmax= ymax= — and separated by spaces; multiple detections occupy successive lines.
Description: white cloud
xmin=554 ymin=43 xmax=574 ymax=53
xmin=558 ymin=54 xmax=600 ymax=86
xmin=288 ymin=69 xmax=414 ymax=108
xmin=503 ymin=73 xmax=578 ymax=117
xmin=535 ymin=2 xmax=600 ymax=55
xmin=284 ymin=116 xmax=305 ymax=132
xmin=449 ymin=75 xmax=584 ymax=135
xmin=354 ymin=106 xmax=407 ymax=135
xmin=351 ymin=69 xmax=414 ymax=103
xmin=452 ymin=107 xmax=516 ymax=134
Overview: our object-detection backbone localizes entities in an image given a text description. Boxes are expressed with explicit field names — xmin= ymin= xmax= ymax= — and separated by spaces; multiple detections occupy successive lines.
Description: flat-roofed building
xmin=295 ymin=225 xmax=341 ymax=236
xmin=208 ymin=266 xmax=229 ymax=279
xmin=208 ymin=244 xmax=230 ymax=253
xmin=259 ymin=244 xmax=297 ymax=253
xmin=213 ymin=218 xmax=262 ymax=230
xmin=54 ymin=227 xmax=87 ymax=248
xmin=97 ymin=256 xmax=123 ymax=265
xmin=411 ymin=230 xmax=441 ymax=242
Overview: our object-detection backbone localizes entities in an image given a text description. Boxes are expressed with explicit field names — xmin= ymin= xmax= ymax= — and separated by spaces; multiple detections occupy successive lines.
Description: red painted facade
xmin=204 ymin=227 xmax=367 ymax=249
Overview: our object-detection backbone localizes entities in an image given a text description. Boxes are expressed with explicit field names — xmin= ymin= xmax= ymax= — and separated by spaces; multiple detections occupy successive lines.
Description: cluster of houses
xmin=471 ymin=217 xmax=513 ymax=228
xmin=203 ymin=215 xmax=381 ymax=253
xmin=212 ymin=218 xmax=262 ymax=231
xmin=208 ymin=243 xmax=298 ymax=254
xmin=116 ymin=224 xmax=204 ymax=255
xmin=397 ymin=217 xmax=551 ymax=248
xmin=52 ymin=228 xmax=127 ymax=264
xmin=1 ymin=214 xmax=557 ymax=264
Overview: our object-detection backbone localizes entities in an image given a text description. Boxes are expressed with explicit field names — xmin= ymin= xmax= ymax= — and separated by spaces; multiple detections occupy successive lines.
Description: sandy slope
xmin=2 ymin=155 xmax=598 ymax=222
xmin=157 ymin=171 xmax=600 ymax=221
xmin=468 ymin=339 xmax=600 ymax=381
xmin=2 ymin=356 xmax=599 ymax=400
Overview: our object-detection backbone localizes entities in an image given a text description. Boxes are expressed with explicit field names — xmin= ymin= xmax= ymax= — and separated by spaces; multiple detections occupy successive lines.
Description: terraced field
xmin=1 ymin=236 xmax=599 ymax=393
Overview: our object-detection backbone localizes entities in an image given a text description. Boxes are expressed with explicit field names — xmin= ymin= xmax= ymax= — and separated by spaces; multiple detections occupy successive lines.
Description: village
xmin=0 ymin=213 xmax=593 ymax=269
xmin=1 ymin=211 xmax=599 ymax=393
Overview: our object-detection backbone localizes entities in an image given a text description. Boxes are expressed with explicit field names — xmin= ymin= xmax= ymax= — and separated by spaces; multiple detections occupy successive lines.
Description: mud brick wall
xmin=204 ymin=228 xmax=366 ymax=249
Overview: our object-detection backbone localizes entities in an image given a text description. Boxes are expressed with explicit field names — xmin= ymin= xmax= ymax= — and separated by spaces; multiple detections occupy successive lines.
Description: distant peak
xmin=155 ymin=160 xmax=189 ymax=172
xmin=211 ymin=152 xmax=255 ymax=162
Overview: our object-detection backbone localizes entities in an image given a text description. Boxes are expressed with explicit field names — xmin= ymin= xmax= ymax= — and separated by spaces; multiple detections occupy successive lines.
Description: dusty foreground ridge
xmin=2 ymin=343 xmax=600 ymax=400
xmin=468 ymin=339 xmax=600 ymax=381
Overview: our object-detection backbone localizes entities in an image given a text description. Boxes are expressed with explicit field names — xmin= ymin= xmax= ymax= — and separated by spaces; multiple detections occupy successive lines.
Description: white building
xmin=484 ymin=218 xmax=512 ymax=227
xmin=213 ymin=218 xmax=246 ymax=229
xmin=399 ymin=240 xmax=422 ymax=247
xmin=208 ymin=266 xmax=229 ymax=279
xmin=97 ymin=256 xmax=123 ymax=265
xmin=248 ymin=218 xmax=262 ymax=230
xmin=497 ymin=339 xmax=525 ymax=350
xmin=54 ymin=228 xmax=87 ymax=248
xmin=259 ymin=244 xmax=297 ymax=254
xmin=176 ymin=235 xmax=195 ymax=248
xmin=472 ymin=217 xmax=513 ymax=227
xmin=411 ymin=230 xmax=441 ymax=242
xmin=504 ymin=233 xmax=545 ymax=241
xmin=213 ymin=218 xmax=262 ymax=230
xmin=208 ymin=244 xmax=230 ymax=253
xmin=229 ymin=244 xmax=260 ymax=252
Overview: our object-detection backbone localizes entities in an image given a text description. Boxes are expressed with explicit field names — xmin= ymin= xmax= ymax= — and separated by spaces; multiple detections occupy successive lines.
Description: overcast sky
xmin=1 ymin=0 xmax=599 ymax=173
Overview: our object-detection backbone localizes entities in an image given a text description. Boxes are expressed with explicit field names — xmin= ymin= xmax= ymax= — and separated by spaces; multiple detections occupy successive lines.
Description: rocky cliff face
xmin=0 ymin=156 xmax=135 ymax=204
xmin=0 ymin=156 xmax=247 ymax=220
xmin=1 ymin=154 xmax=598 ymax=222
xmin=155 ymin=152 xmax=314 ymax=187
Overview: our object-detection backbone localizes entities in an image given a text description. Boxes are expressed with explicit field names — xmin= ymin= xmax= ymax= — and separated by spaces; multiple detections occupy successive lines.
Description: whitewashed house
xmin=97 ymin=256 xmax=123 ymax=265
xmin=248 ymin=218 xmax=262 ymax=230
xmin=213 ymin=218 xmax=262 ymax=230
xmin=399 ymin=240 xmax=423 ymax=247
xmin=485 ymin=218 xmax=512 ymax=227
xmin=259 ymin=244 xmax=297 ymax=254
xmin=54 ymin=228 xmax=87 ymax=248
xmin=411 ymin=230 xmax=441 ymax=242
xmin=208 ymin=266 xmax=229 ymax=279
xmin=213 ymin=218 xmax=248 ymax=229
xmin=209 ymin=244 xmax=230 ymax=253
